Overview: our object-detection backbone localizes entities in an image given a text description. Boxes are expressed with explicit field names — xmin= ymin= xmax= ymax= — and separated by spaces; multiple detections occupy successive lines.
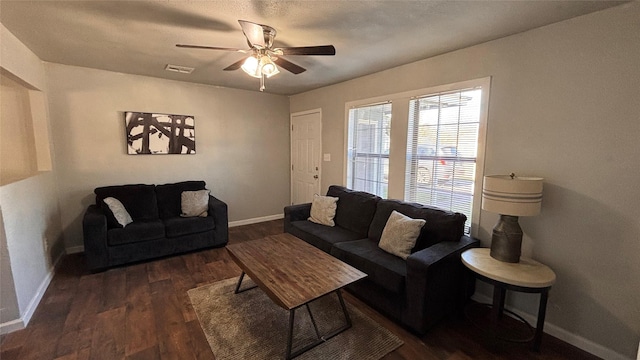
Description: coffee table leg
xmin=306 ymin=304 xmax=321 ymax=339
xmin=234 ymin=271 xmax=257 ymax=294
xmin=337 ymin=289 xmax=352 ymax=327
xmin=286 ymin=309 xmax=296 ymax=360
xmin=285 ymin=290 xmax=354 ymax=359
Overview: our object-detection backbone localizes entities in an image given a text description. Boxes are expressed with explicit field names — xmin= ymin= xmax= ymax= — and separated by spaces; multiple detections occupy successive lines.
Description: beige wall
xmin=0 ymin=210 xmax=19 ymax=324
xmin=291 ymin=3 xmax=640 ymax=359
xmin=0 ymin=24 xmax=64 ymax=332
xmin=45 ymin=63 xmax=291 ymax=251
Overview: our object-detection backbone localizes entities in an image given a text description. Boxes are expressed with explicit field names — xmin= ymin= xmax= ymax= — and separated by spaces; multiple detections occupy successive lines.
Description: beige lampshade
xmin=482 ymin=175 xmax=543 ymax=216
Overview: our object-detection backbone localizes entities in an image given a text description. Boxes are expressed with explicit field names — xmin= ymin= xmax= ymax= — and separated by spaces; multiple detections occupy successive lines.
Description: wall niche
xmin=0 ymin=69 xmax=52 ymax=186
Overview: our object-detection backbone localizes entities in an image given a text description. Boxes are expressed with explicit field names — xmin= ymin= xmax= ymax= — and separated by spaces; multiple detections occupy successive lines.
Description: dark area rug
xmin=188 ymin=276 xmax=403 ymax=360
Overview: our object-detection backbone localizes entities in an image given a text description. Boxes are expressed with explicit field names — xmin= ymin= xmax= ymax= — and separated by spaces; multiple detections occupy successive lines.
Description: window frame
xmin=405 ymin=87 xmax=486 ymax=234
xmin=345 ymin=101 xmax=392 ymax=198
xmin=344 ymin=77 xmax=490 ymax=238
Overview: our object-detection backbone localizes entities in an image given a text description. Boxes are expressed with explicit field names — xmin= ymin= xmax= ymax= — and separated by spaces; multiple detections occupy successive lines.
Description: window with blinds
xmin=346 ymin=102 xmax=392 ymax=198
xmin=404 ymin=87 xmax=483 ymax=233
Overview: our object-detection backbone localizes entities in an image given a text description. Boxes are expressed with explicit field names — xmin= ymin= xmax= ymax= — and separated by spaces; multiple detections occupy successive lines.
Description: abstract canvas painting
xmin=125 ymin=112 xmax=196 ymax=154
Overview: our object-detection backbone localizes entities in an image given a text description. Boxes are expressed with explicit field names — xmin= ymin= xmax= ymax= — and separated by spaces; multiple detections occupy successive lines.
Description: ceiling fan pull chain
xmin=260 ymin=74 xmax=266 ymax=92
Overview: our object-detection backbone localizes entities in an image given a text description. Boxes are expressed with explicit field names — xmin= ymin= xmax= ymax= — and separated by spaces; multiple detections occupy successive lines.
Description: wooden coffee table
xmin=226 ymin=233 xmax=367 ymax=359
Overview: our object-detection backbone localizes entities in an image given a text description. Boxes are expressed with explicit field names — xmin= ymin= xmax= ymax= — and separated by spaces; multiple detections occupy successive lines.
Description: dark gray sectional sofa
xmin=83 ymin=180 xmax=228 ymax=271
xmin=284 ymin=185 xmax=479 ymax=334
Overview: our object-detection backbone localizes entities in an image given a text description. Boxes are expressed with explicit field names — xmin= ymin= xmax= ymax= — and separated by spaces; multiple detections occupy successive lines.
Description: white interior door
xmin=291 ymin=109 xmax=322 ymax=205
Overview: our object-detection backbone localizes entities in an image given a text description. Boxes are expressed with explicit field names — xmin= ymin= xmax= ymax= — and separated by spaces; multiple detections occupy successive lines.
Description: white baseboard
xmin=0 ymin=318 xmax=24 ymax=335
xmin=471 ymin=292 xmax=633 ymax=360
xmin=229 ymin=214 xmax=284 ymax=227
xmin=0 ymin=251 xmax=63 ymax=335
xmin=20 ymin=267 xmax=55 ymax=326
xmin=65 ymin=245 xmax=85 ymax=254
xmin=64 ymin=214 xmax=285 ymax=254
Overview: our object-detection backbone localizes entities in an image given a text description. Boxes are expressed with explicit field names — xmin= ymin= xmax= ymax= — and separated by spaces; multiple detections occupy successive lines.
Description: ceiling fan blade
xmin=277 ymin=45 xmax=336 ymax=56
xmin=176 ymin=44 xmax=244 ymax=52
xmin=273 ymin=57 xmax=306 ymax=74
xmin=238 ymin=20 xmax=265 ymax=48
xmin=223 ymin=57 xmax=248 ymax=71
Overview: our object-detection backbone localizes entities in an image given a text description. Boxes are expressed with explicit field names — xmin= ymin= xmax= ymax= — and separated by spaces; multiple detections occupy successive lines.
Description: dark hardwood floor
xmin=0 ymin=219 xmax=600 ymax=360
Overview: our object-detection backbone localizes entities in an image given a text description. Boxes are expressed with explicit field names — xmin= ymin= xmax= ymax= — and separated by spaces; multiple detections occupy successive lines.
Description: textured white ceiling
xmin=0 ymin=1 xmax=624 ymax=95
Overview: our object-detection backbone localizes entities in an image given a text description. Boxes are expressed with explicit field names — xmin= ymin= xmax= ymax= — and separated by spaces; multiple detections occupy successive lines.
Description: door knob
xmin=313 ymin=175 xmax=319 ymax=179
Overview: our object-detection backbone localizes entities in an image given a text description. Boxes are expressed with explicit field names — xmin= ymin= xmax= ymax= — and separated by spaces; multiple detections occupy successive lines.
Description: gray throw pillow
xmin=308 ymin=194 xmax=339 ymax=227
xmin=103 ymin=197 xmax=133 ymax=227
xmin=378 ymin=210 xmax=426 ymax=259
xmin=181 ymin=190 xmax=210 ymax=217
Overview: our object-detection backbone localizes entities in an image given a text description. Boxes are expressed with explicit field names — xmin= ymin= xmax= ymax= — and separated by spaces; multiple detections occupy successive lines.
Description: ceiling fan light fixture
xmin=241 ymin=55 xmax=261 ymax=78
xmin=260 ymin=56 xmax=280 ymax=78
xmin=241 ymin=54 xmax=280 ymax=79
xmin=177 ymin=19 xmax=335 ymax=91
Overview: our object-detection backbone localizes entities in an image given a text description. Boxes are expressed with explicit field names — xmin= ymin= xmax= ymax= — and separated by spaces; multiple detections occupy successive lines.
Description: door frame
xmin=290 ymin=108 xmax=322 ymax=205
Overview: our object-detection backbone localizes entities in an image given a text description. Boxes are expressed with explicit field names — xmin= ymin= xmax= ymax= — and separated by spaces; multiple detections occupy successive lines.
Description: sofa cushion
xmin=331 ymin=239 xmax=406 ymax=294
xmin=287 ymin=220 xmax=363 ymax=253
xmin=326 ymin=185 xmax=381 ymax=237
xmin=378 ymin=210 xmax=426 ymax=259
xmin=102 ymin=197 xmax=133 ymax=228
xmin=95 ymin=184 xmax=159 ymax=223
xmin=164 ymin=216 xmax=215 ymax=238
xmin=308 ymin=194 xmax=338 ymax=226
xmin=369 ymin=199 xmax=466 ymax=252
xmin=181 ymin=189 xmax=210 ymax=217
xmin=156 ymin=181 xmax=207 ymax=219
xmin=107 ymin=220 xmax=165 ymax=246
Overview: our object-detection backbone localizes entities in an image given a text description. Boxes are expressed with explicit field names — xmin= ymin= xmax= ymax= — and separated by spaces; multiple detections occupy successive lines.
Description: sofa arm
xmin=209 ymin=195 xmax=229 ymax=245
xmin=283 ymin=203 xmax=311 ymax=232
xmin=284 ymin=203 xmax=311 ymax=221
xmin=403 ymin=235 xmax=480 ymax=333
xmin=82 ymin=205 xmax=109 ymax=272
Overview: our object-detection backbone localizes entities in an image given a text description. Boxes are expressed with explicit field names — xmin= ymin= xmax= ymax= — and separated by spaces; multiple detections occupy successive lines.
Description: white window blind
xmin=346 ymin=102 xmax=391 ymax=198
xmin=404 ymin=88 xmax=483 ymax=233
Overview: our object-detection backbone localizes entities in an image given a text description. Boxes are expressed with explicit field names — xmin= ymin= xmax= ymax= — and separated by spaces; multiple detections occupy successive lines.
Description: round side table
xmin=461 ymin=248 xmax=556 ymax=351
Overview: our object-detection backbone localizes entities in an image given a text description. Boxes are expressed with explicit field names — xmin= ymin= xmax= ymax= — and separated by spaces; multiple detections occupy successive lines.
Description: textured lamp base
xmin=490 ymin=215 xmax=523 ymax=263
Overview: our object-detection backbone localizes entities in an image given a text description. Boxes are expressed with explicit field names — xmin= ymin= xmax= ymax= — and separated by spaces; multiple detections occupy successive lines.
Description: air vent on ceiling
xmin=165 ymin=64 xmax=194 ymax=74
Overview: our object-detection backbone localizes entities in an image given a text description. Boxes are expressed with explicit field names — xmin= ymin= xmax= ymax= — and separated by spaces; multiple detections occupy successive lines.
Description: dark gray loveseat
xmin=284 ymin=185 xmax=479 ymax=334
xmin=83 ymin=181 xmax=228 ymax=271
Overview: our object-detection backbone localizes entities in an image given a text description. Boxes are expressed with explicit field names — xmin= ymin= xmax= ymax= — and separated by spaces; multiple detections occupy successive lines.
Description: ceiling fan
xmin=177 ymin=20 xmax=336 ymax=91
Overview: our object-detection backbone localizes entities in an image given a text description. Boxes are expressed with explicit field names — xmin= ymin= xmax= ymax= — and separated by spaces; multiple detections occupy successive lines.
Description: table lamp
xmin=482 ymin=173 xmax=543 ymax=263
